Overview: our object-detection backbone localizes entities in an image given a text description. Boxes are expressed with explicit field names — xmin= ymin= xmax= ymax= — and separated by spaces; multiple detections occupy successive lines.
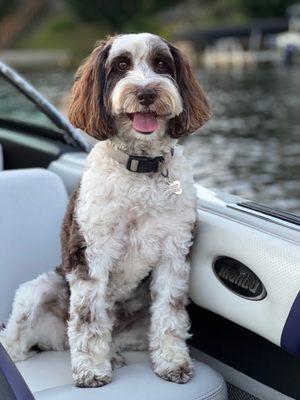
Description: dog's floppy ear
xmin=167 ymin=43 xmax=212 ymax=138
xmin=68 ymin=38 xmax=116 ymax=140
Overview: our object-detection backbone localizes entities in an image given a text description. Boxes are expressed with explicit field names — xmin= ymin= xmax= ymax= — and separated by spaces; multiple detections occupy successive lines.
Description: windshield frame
xmin=0 ymin=62 xmax=88 ymax=152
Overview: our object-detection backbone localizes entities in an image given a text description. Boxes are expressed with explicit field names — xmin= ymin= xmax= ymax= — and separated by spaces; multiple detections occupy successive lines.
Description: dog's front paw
xmin=151 ymin=341 xmax=194 ymax=384
xmin=73 ymin=365 xmax=112 ymax=388
xmin=156 ymin=361 xmax=194 ymax=384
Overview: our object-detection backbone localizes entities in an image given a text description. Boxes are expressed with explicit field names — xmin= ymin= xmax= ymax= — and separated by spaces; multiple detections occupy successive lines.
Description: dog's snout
xmin=137 ymin=88 xmax=157 ymax=106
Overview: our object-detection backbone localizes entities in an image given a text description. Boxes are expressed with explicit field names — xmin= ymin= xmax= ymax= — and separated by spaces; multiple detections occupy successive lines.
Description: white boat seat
xmin=0 ymin=168 xmax=227 ymax=399
xmin=16 ymin=350 xmax=227 ymax=400
xmin=0 ymin=168 xmax=68 ymax=323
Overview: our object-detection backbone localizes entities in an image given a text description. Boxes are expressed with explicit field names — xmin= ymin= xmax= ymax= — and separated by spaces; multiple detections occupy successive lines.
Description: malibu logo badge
xmin=213 ymin=257 xmax=267 ymax=301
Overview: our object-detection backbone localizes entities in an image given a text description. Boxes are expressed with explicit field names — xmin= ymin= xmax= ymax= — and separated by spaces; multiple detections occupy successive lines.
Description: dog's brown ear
xmin=68 ymin=38 xmax=116 ymax=140
xmin=167 ymin=43 xmax=212 ymax=138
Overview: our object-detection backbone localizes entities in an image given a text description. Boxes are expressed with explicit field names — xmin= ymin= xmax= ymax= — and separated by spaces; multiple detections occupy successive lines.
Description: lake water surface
xmin=1 ymin=66 xmax=300 ymax=215
xmin=192 ymin=67 xmax=300 ymax=215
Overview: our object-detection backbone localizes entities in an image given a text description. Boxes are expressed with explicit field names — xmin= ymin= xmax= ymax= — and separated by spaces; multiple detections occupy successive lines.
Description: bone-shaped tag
xmin=166 ymin=180 xmax=183 ymax=195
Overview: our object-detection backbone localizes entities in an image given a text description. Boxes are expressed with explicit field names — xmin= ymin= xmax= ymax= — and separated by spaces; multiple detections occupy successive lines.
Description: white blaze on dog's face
xmin=108 ymin=33 xmax=182 ymax=141
xmin=68 ymin=33 xmax=212 ymax=142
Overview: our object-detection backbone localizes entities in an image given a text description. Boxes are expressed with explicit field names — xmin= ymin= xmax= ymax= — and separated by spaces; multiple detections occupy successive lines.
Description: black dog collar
xmin=126 ymin=155 xmax=164 ymax=173
xmin=106 ymin=145 xmax=174 ymax=174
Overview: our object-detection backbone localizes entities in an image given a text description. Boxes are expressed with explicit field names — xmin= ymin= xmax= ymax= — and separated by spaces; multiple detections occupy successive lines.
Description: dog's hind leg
xmin=113 ymin=311 xmax=149 ymax=352
xmin=111 ymin=309 xmax=150 ymax=369
xmin=0 ymin=271 xmax=69 ymax=361
xmin=111 ymin=278 xmax=150 ymax=368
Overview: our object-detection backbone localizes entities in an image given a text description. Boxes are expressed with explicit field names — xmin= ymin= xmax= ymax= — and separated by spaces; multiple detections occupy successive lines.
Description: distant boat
xmin=276 ymin=4 xmax=300 ymax=64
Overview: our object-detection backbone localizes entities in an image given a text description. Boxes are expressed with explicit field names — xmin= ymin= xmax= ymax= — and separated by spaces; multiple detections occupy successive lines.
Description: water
xmin=188 ymin=67 xmax=300 ymax=215
xmin=1 ymin=67 xmax=299 ymax=215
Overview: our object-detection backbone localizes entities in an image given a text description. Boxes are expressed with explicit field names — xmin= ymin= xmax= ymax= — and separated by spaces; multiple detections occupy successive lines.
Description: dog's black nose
xmin=137 ymin=88 xmax=157 ymax=106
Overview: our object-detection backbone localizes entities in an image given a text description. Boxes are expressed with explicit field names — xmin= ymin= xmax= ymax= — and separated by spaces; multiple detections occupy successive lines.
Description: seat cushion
xmin=16 ymin=351 xmax=227 ymax=400
xmin=0 ymin=168 xmax=68 ymax=323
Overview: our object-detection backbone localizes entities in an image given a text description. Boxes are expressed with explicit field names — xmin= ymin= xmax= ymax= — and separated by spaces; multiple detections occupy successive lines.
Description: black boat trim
xmin=237 ymin=202 xmax=300 ymax=226
xmin=0 ymin=117 xmax=64 ymax=142
xmin=0 ymin=343 xmax=35 ymax=400
xmin=188 ymin=304 xmax=300 ymax=399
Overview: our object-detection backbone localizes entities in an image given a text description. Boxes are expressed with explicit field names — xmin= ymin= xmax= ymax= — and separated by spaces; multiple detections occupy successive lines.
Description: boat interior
xmin=0 ymin=62 xmax=299 ymax=400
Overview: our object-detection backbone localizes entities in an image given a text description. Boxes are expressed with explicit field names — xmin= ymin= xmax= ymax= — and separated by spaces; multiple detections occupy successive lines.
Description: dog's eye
xmin=156 ymin=60 xmax=167 ymax=71
xmin=118 ymin=61 xmax=129 ymax=71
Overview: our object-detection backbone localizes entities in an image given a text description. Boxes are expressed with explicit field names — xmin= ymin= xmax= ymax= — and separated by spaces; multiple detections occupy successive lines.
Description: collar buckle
xmin=126 ymin=155 xmax=164 ymax=173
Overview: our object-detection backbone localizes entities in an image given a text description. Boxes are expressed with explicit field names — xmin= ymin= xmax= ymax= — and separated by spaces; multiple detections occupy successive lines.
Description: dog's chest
xmin=77 ymin=147 xmax=196 ymax=299
xmin=107 ymin=213 xmax=164 ymax=300
xmin=80 ymin=175 xmax=180 ymax=258
xmin=78 ymin=180 xmax=180 ymax=300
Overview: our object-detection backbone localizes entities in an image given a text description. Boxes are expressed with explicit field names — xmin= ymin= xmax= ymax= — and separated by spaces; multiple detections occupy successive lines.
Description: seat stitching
xmin=191 ymin=380 xmax=223 ymax=400
xmin=190 ymin=379 xmax=226 ymax=400
xmin=34 ymin=379 xmax=227 ymax=399
xmin=191 ymin=381 xmax=225 ymax=400
xmin=205 ymin=384 xmax=227 ymax=400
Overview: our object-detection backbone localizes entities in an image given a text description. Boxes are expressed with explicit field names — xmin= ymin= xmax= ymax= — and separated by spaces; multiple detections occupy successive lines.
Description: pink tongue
xmin=132 ymin=112 xmax=158 ymax=133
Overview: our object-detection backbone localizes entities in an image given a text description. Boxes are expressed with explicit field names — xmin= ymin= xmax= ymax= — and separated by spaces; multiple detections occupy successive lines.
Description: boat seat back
xmin=0 ymin=168 xmax=68 ymax=324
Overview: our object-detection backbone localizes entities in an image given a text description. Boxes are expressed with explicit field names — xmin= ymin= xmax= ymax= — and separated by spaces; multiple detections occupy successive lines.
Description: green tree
xmin=241 ymin=0 xmax=295 ymax=18
xmin=0 ymin=0 xmax=17 ymax=19
xmin=66 ymin=0 xmax=181 ymax=30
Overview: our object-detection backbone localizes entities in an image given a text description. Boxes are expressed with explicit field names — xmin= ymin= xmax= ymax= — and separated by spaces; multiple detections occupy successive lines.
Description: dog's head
xmin=68 ymin=33 xmax=211 ymax=142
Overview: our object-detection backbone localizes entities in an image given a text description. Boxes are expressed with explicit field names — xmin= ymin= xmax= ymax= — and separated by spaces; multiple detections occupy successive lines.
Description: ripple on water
xmin=184 ymin=67 xmax=300 ymax=215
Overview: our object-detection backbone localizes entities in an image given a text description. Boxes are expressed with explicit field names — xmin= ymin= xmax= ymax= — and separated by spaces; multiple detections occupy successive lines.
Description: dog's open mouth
xmin=127 ymin=112 xmax=158 ymax=134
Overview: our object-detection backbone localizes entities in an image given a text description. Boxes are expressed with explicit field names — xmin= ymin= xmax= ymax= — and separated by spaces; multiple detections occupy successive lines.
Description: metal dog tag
xmin=166 ymin=180 xmax=183 ymax=195
xmin=162 ymin=175 xmax=183 ymax=195
xmin=160 ymin=161 xmax=183 ymax=195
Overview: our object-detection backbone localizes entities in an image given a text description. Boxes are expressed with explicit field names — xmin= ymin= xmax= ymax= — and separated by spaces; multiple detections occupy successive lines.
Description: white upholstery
xmin=0 ymin=168 xmax=227 ymax=399
xmin=16 ymin=351 xmax=147 ymax=393
xmin=190 ymin=185 xmax=300 ymax=348
xmin=16 ymin=351 xmax=227 ymax=400
xmin=0 ymin=168 xmax=68 ymax=323
xmin=48 ymin=152 xmax=87 ymax=194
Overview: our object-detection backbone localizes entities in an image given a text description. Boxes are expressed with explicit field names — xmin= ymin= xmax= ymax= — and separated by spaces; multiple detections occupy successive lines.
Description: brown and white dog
xmin=0 ymin=33 xmax=211 ymax=387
